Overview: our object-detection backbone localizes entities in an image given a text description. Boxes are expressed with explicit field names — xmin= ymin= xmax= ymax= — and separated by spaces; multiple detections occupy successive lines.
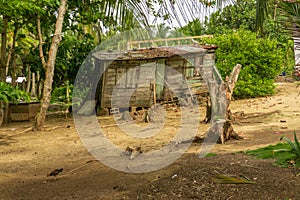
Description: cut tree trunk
xmin=33 ymin=0 xmax=67 ymax=131
xmin=203 ymin=64 xmax=242 ymax=144
xmin=222 ymin=64 xmax=243 ymax=143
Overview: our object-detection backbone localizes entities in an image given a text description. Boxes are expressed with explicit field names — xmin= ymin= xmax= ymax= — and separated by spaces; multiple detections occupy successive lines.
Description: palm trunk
xmin=33 ymin=0 xmax=67 ymax=130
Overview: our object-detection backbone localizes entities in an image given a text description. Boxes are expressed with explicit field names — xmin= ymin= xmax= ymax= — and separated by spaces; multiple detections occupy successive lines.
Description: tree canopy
xmin=0 ymin=0 xmax=298 ymax=100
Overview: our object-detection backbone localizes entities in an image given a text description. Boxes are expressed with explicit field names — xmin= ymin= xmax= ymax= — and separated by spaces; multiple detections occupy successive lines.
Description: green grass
xmin=246 ymin=143 xmax=300 ymax=168
xmin=205 ymin=153 xmax=218 ymax=157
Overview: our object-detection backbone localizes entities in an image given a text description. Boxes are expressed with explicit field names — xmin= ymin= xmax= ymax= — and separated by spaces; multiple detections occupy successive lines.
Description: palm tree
xmin=254 ymin=0 xmax=300 ymax=67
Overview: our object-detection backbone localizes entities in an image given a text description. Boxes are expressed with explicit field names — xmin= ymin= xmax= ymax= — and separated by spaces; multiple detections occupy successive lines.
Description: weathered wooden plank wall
xmin=101 ymin=59 xmax=156 ymax=108
xmin=99 ymin=52 xmax=213 ymax=109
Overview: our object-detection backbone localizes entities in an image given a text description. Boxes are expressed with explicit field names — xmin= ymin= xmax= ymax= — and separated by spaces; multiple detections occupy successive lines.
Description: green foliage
xmin=177 ymin=19 xmax=205 ymax=36
xmin=205 ymin=153 xmax=218 ymax=157
xmin=1 ymin=0 xmax=149 ymax=91
xmin=205 ymin=0 xmax=256 ymax=34
xmin=280 ymin=131 xmax=300 ymax=159
xmin=54 ymin=34 xmax=95 ymax=87
xmin=51 ymin=84 xmax=73 ymax=103
xmin=0 ymin=0 xmax=44 ymax=17
xmin=262 ymin=16 xmax=294 ymax=75
xmin=0 ymin=82 xmax=30 ymax=104
xmin=204 ymin=30 xmax=283 ymax=98
xmin=246 ymin=143 xmax=300 ymax=168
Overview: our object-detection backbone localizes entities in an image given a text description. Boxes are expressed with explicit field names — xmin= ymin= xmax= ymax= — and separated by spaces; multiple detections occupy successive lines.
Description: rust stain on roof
xmin=93 ymin=45 xmax=218 ymax=61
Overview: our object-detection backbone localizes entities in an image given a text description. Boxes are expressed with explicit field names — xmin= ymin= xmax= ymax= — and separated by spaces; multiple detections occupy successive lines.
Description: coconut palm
xmin=255 ymin=0 xmax=300 ymax=66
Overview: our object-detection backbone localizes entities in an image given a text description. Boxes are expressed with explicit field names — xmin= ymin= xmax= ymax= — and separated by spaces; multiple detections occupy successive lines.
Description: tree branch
xmin=37 ymin=15 xmax=47 ymax=69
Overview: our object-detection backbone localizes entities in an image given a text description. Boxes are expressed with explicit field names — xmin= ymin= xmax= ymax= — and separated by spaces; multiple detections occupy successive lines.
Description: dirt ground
xmin=1 ymin=82 xmax=300 ymax=200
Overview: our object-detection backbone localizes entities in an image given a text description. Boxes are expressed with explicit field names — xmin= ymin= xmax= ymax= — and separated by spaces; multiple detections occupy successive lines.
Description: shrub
xmin=51 ymin=84 xmax=73 ymax=103
xmin=204 ymin=30 xmax=283 ymax=98
xmin=0 ymin=82 xmax=30 ymax=104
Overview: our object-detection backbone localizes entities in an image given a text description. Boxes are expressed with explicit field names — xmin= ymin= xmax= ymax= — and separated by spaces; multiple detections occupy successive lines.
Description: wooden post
xmin=31 ymin=72 xmax=36 ymax=98
xmin=66 ymin=80 xmax=70 ymax=104
xmin=37 ymin=71 xmax=40 ymax=98
xmin=153 ymin=81 xmax=156 ymax=105
xmin=26 ymin=66 xmax=31 ymax=94
xmin=38 ymin=79 xmax=43 ymax=100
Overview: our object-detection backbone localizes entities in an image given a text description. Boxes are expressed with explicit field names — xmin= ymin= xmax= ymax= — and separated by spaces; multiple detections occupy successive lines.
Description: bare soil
xmin=0 ymin=82 xmax=300 ymax=200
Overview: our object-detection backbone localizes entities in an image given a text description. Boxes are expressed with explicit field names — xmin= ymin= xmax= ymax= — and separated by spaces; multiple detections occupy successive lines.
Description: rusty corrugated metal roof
xmin=93 ymin=45 xmax=217 ymax=61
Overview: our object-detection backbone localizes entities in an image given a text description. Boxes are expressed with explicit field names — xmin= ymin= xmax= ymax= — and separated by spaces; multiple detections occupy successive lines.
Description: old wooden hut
xmin=92 ymin=45 xmax=217 ymax=113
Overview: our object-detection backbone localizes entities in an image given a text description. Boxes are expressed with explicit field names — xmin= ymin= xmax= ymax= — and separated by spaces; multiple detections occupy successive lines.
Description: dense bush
xmin=51 ymin=84 xmax=73 ymax=103
xmin=204 ymin=30 xmax=283 ymax=98
xmin=0 ymin=82 xmax=30 ymax=104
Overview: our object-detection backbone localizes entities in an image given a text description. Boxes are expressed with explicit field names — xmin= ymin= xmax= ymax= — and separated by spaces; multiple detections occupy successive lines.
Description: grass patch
xmin=246 ymin=143 xmax=300 ymax=168
xmin=205 ymin=153 xmax=218 ymax=157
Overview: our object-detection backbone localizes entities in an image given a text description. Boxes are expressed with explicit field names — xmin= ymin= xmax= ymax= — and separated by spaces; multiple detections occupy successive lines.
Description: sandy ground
xmin=0 ymin=82 xmax=300 ymax=199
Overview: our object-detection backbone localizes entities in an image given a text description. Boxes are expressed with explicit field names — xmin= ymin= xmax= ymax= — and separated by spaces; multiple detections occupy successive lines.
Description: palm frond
xmin=148 ymin=0 xmax=235 ymax=27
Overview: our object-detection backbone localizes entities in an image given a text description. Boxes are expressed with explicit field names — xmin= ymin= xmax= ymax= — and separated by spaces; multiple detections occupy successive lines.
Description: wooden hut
xmin=92 ymin=45 xmax=217 ymax=113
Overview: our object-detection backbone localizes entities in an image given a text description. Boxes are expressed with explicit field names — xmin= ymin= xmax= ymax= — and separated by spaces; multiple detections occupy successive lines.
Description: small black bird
xmin=47 ymin=168 xmax=63 ymax=177
xmin=125 ymin=147 xmax=133 ymax=155
xmin=136 ymin=147 xmax=142 ymax=154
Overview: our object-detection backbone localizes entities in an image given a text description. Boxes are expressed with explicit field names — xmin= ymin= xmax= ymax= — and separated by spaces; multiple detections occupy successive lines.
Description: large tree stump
xmin=222 ymin=64 xmax=243 ymax=143
xmin=203 ymin=64 xmax=242 ymax=144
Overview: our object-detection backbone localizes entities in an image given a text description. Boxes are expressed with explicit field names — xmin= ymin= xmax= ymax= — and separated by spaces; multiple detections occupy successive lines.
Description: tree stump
xmin=203 ymin=64 xmax=242 ymax=144
xmin=222 ymin=64 xmax=243 ymax=143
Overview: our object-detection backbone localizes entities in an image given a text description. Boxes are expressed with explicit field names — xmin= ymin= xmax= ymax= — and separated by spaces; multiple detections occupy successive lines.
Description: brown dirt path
xmin=0 ymin=82 xmax=299 ymax=199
